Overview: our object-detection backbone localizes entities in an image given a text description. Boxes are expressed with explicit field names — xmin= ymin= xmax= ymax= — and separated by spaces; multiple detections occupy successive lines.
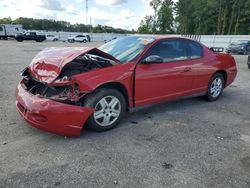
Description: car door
xmin=134 ymin=38 xmax=195 ymax=107
xmin=183 ymin=39 xmax=210 ymax=93
xmin=30 ymin=32 xmax=37 ymax=40
xmin=25 ymin=32 xmax=32 ymax=40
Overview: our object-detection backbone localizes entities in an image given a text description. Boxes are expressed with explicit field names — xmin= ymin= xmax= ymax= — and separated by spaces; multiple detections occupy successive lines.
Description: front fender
xmin=72 ymin=63 xmax=135 ymax=105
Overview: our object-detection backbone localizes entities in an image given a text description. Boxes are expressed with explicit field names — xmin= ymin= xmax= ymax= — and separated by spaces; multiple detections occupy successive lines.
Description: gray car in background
xmin=226 ymin=40 xmax=250 ymax=55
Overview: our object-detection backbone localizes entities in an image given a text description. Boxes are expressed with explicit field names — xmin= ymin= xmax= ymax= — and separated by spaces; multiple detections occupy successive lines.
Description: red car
xmin=16 ymin=36 xmax=237 ymax=137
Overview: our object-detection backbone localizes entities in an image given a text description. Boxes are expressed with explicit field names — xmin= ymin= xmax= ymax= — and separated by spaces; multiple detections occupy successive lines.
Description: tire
xmin=16 ymin=38 xmax=23 ymax=42
xmin=248 ymin=56 xmax=250 ymax=69
xmin=84 ymin=88 xmax=126 ymax=132
xmin=246 ymin=46 xmax=250 ymax=55
xmin=206 ymin=73 xmax=225 ymax=102
xmin=83 ymin=39 xmax=87 ymax=43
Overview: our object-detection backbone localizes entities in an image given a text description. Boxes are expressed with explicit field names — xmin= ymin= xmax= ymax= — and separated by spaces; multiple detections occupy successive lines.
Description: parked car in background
xmin=68 ymin=35 xmax=88 ymax=43
xmin=15 ymin=32 xmax=46 ymax=42
xmin=16 ymin=36 xmax=237 ymax=137
xmin=46 ymin=34 xmax=59 ymax=41
xmin=226 ymin=40 xmax=250 ymax=55
xmin=0 ymin=24 xmax=23 ymax=40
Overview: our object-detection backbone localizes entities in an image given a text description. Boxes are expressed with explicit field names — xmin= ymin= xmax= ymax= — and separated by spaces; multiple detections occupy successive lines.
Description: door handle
xmin=183 ymin=67 xmax=191 ymax=72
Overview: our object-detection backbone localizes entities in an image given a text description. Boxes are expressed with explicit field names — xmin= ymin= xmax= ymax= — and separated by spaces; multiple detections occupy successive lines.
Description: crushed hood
xmin=29 ymin=47 xmax=119 ymax=83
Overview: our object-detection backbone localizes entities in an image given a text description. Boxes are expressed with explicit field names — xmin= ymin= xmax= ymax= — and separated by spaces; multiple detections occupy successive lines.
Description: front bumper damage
xmin=15 ymin=81 xmax=95 ymax=137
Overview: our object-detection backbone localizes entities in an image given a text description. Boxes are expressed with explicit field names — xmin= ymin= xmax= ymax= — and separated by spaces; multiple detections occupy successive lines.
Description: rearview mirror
xmin=142 ymin=55 xmax=164 ymax=64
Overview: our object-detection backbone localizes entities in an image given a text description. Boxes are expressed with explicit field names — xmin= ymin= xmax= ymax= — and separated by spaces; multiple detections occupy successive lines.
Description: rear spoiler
xmin=210 ymin=47 xmax=224 ymax=53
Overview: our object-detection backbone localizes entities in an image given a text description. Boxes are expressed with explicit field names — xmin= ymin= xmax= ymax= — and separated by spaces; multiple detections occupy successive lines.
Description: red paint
xmin=16 ymin=81 xmax=95 ymax=137
xmin=16 ymin=36 xmax=237 ymax=137
xmin=29 ymin=47 xmax=119 ymax=83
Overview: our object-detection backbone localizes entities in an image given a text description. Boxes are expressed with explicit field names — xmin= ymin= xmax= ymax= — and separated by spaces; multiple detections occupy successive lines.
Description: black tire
xmin=83 ymin=39 xmax=87 ymax=43
xmin=84 ymin=88 xmax=126 ymax=132
xmin=16 ymin=38 xmax=23 ymax=42
xmin=206 ymin=73 xmax=225 ymax=102
xmin=245 ymin=46 xmax=250 ymax=55
xmin=248 ymin=56 xmax=250 ymax=69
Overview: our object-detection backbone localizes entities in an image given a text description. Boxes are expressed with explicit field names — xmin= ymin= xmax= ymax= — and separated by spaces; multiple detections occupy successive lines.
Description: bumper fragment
xmin=15 ymin=82 xmax=95 ymax=137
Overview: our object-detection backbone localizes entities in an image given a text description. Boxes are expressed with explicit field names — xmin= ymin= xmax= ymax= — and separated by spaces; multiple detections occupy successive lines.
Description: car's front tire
xmin=206 ymin=73 xmax=224 ymax=101
xmin=84 ymin=88 xmax=126 ymax=132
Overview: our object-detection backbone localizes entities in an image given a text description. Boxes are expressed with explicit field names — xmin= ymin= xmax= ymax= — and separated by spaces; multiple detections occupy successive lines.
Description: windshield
xmin=98 ymin=36 xmax=156 ymax=63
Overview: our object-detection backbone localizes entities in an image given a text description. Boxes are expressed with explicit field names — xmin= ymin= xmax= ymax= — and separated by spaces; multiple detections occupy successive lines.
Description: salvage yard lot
xmin=0 ymin=40 xmax=250 ymax=188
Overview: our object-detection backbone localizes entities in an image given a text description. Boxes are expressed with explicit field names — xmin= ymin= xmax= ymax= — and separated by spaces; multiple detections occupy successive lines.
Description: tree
xmin=137 ymin=0 xmax=174 ymax=34
xmin=137 ymin=16 xmax=154 ymax=34
xmin=157 ymin=0 xmax=174 ymax=34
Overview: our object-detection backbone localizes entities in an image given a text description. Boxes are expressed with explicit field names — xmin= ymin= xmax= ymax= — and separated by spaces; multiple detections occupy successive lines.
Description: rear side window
xmin=186 ymin=40 xmax=203 ymax=59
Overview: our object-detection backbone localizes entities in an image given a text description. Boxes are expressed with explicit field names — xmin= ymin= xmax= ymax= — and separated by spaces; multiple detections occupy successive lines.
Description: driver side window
xmin=146 ymin=39 xmax=188 ymax=62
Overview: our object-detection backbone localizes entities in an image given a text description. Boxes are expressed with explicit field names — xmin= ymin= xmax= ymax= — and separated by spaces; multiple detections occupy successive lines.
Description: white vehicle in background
xmin=0 ymin=24 xmax=23 ymax=40
xmin=46 ymin=34 xmax=59 ymax=41
xmin=67 ymin=35 xmax=88 ymax=43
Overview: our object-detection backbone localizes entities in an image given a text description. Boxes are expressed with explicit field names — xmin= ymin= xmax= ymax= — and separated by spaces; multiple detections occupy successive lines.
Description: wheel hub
xmin=210 ymin=77 xmax=223 ymax=98
xmin=93 ymin=96 xmax=121 ymax=126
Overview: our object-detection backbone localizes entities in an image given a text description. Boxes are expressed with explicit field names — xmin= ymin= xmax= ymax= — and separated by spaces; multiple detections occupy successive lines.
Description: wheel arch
xmin=214 ymin=70 xmax=227 ymax=87
xmin=93 ymin=82 xmax=130 ymax=111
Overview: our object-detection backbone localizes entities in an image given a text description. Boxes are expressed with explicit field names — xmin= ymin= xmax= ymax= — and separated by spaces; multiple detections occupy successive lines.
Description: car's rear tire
xmin=206 ymin=73 xmax=224 ymax=101
xmin=245 ymin=46 xmax=250 ymax=55
xmin=248 ymin=56 xmax=250 ymax=69
xmin=16 ymin=38 xmax=23 ymax=42
xmin=83 ymin=39 xmax=87 ymax=43
xmin=84 ymin=88 xmax=126 ymax=132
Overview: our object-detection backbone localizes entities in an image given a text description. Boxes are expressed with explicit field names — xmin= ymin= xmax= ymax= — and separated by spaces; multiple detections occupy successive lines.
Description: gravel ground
xmin=0 ymin=40 xmax=250 ymax=188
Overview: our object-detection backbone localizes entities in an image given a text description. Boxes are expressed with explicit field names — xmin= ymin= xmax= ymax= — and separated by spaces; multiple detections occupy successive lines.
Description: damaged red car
xmin=16 ymin=36 xmax=237 ymax=137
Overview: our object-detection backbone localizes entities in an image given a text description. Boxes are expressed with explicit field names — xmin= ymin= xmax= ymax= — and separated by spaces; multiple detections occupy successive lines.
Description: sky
xmin=0 ymin=0 xmax=162 ymax=30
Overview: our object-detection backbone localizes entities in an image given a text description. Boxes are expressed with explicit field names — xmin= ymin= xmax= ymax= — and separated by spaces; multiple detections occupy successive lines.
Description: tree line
xmin=138 ymin=0 xmax=250 ymax=35
xmin=0 ymin=17 xmax=135 ymax=34
xmin=1 ymin=0 xmax=249 ymax=35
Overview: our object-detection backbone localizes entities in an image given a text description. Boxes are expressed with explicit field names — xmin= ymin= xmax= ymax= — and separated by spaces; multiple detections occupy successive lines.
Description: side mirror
xmin=142 ymin=55 xmax=164 ymax=64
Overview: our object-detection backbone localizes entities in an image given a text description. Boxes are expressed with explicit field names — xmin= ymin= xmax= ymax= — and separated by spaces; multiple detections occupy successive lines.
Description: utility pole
xmin=86 ymin=0 xmax=88 ymax=26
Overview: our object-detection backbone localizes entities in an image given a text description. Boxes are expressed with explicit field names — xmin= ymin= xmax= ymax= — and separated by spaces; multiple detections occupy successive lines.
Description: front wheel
xmin=84 ymin=88 xmax=126 ymax=132
xmin=206 ymin=73 xmax=224 ymax=101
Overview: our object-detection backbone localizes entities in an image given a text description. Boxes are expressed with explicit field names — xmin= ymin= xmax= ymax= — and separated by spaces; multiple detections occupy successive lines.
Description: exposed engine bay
xmin=59 ymin=54 xmax=113 ymax=78
xmin=22 ymin=53 xmax=115 ymax=105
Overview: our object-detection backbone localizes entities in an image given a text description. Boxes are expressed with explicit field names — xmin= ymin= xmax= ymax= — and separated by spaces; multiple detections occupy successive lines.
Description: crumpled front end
xmin=15 ymin=47 xmax=120 ymax=136
xmin=16 ymin=80 xmax=95 ymax=137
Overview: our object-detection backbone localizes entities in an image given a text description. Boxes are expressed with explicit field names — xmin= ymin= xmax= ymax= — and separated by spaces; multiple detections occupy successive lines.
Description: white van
xmin=0 ymin=24 xmax=23 ymax=40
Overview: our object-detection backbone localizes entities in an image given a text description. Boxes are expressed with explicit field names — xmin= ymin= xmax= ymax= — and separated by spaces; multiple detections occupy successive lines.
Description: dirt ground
xmin=0 ymin=40 xmax=250 ymax=188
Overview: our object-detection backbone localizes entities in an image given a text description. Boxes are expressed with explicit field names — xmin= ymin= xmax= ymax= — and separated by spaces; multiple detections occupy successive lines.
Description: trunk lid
xmin=28 ymin=47 xmax=119 ymax=83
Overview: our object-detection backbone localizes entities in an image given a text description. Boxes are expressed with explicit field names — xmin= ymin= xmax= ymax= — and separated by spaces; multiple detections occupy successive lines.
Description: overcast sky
xmin=0 ymin=0 xmax=166 ymax=30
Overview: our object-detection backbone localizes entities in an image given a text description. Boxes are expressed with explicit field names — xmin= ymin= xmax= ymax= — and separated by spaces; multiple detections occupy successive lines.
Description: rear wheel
xmin=206 ymin=73 xmax=224 ymax=101
xmin=84 ymin=88 xmax=126 ymax=132
xmin=245 ymin=46 xmax=250 ymax=55
xmin=248 ymin=56 xmax=250 ymax=69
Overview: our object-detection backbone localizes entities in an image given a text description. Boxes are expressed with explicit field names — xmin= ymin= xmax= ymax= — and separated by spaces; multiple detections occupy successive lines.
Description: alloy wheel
xmin=94 ymin=96 xmax=121 ymax=127
xmin=210 ymin=77 xmax=223 ymax=98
